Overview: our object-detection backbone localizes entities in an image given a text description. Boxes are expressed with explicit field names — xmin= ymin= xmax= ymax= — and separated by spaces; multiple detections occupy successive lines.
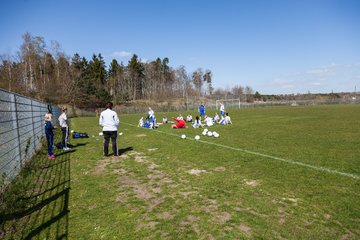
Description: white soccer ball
xmin=202 ymin=131 xmax=207 ymax=136
xmin=119 ymin=132 xmax=123 ymax=136
xmin=213 ymin=133 xmax=219 ymax=138
xmin=194 ymin=135 xmax=200 ymax=140
xmin=99 ymin=132 xmax=103 ymax=136
xmin=204 ymin=128 xmax=209 ymax=133
xmin=181 ymin=134 xmax=186 ymax=139
xmin=207 ymin=131 xmax=213 ymax=137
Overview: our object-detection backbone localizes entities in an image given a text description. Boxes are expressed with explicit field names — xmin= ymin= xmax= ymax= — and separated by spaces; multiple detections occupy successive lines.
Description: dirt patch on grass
xmin=128 ymin=151 xmax=147 ymax=163
xmin=119 ymin=175 xmax=154 ymax=200
xmin=214 ymin=166 xmax=226 ymax=172
xmin=238 ymin=223 xmax=252 ymax=236
xmin=146 ymin=198 xmax=165 ymax=211
xmin=278 ymin=206 xmax=286 ymax=225
xmin=93 ymin=158 xmax=110 ymax=175
xmin=148 ymin=163 xmax=159 ymax=170
xmin=136 ymin=221 xmax=159 ymax=231
xmin=136 ymin=134 xmax=147 ymax=137
xmin=156 ymin=212 xmax=174 ymax=220
xmin=113 ymin=168 xmax=127 ymax=175
xmin=215 ymin=212 xmax=232 ymax=224
xmin=179 ymin=215 xmax=200 ymax=234
xmin=244 ymin=179 xmax=260 ymax=186
xmin=282 ymin=197 xmax=299 ymax=206
xmin=152 ymin=187 xmax=162 ymax=193
xmin=201 ymin=198 xmax=219 ymax=213
xmin=188 ymin=169 xmax=207 ymax=175
xmin=148 ymin=148 xmax=158 ymax=151
xmin=147 ymin=173 xmax=165 ymax=179
xmin=119 ymin=154 xmax=129 ymax=159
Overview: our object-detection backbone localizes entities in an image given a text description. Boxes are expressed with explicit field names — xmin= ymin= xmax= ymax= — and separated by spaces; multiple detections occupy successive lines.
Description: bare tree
xmin=232 ymin=84 xmax=244 ymax=101
xmin=192 ymin=68 xmax=203 ymax=98
xmin=244 ymin=85 xmax=254 ymax=102
xmin=203 ymin=69 xmax=213 ymax=96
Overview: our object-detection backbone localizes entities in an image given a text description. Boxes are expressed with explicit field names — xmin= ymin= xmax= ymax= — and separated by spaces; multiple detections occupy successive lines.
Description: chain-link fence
xmin=0 ymin=88 xmax=60 ymax=187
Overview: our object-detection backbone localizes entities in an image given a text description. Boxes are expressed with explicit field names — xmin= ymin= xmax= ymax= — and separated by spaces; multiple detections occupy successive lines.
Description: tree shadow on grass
xmin=0 ymin=134 xmax=77 ymax=239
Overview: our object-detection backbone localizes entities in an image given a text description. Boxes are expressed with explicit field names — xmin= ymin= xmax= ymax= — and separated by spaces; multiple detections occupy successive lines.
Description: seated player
xmin=186 ymin=114 xmax=193 ymax=122
xmin=162 ymin=116 xmax=168 ymax=124
xmin=203 ymin=115 xmax=214 ymax=127
xmin=176 ymin=114 xmax=183 ymax=120
xmin=192 ymin=116 xmax=203 ymax=128
xmin=225 ymin=112 xmax=232 ymax=124
xmin=171 ymin=117 xmax=187 ymax=129
xmin=213 ymin=112 xmax=220 ymax=123
xmin=138 ymin=117 xmax=144 ymax=127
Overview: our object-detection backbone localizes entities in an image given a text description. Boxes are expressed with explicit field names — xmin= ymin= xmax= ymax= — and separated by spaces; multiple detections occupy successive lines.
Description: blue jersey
xmin=45 ymin=121 xmax=54 ymax=134
xmin=199 ymin=105 xmax=205 ymax=115
xmin=143 ymin=120 xmax=151 ymax=128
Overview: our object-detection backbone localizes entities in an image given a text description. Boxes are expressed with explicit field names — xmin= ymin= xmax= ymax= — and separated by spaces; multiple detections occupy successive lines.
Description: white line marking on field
xmin=122 ymin=122 xmax=359 ymax=180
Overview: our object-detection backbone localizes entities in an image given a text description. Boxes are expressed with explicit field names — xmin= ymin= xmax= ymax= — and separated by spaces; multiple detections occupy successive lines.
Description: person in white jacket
xmin=58 ymin=107 xmax=70 ymax=150
xmin=99 ymin=102 xmax=120 ymax=157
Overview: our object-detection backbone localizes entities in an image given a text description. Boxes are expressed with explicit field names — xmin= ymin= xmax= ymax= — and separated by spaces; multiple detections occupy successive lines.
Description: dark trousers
xmin=103 ymin=131 xmax=118 ymax=156
xmin=45 ymin=130 xmax=54 ymax=155
xmin=61 ymin=127 xmax=69 ymax=148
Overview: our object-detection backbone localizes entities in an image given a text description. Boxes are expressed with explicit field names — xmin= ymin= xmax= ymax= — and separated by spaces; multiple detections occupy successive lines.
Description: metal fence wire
xmin=0 ymin=88 xmax=60 ymax=186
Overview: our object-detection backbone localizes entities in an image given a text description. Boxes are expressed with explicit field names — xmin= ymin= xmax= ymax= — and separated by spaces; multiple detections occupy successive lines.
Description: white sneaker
xmin=63 ymin=147 xmax=70 ymax=150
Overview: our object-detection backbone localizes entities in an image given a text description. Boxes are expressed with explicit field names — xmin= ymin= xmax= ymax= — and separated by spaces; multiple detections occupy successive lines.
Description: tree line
xmin=0 ymin=33 xmax=257 ymax=108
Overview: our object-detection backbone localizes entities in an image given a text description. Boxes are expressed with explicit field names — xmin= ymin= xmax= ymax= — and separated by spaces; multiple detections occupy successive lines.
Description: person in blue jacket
xmin=198 ymin=103 xmax=206 ymax=117
xmin=44 ymin=113 xmax=56 ymax=159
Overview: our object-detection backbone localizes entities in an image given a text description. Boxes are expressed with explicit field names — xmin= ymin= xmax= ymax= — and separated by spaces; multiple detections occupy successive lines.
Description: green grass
xmin=1 ymin=104 xmax=360 ymax=239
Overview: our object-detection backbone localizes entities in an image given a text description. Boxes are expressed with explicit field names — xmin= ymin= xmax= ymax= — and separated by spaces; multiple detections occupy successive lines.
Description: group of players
xmin=138 ymin=102 xmax=232 ymax=129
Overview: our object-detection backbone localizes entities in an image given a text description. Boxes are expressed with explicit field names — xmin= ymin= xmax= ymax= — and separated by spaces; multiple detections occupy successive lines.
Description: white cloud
xmin=306 ymin=64 xmax=337 ymax=78
xmin=267 ymin=62 xmax=360 ymax=94
xmin=112 ymin=51 xmax=132 ymax=57
xmin=140 ymin=58 xmax=149 ymax=63
xmin=270 ymin=79 xmax=296 ymax=89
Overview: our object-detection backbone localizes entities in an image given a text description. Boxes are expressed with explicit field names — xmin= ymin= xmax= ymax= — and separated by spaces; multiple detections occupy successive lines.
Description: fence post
xmin=31 ymin=100 xmax=36 ymax=153
xmin=13 ymin=95 xmax=23 ymax=168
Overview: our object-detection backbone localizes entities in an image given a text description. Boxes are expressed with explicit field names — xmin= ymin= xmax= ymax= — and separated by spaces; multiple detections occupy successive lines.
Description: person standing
xmin=220 ymin=102 xmax=225 ymax=117
xmin=199 ymin=103 xmax=206 ymax=117
xmin=99 ymin=102 xmax=120 ymax=157
xmin=44 ymin=113 xmax=56 ymax=159
xmin=58 ymin=107 xmax=71 ymax=150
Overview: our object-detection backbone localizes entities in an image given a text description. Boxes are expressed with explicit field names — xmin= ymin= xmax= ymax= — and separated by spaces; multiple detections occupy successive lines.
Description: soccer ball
xmin=119 ymin=132 xmax=123 ymax=136
xmin=194 ymin=135 xmax=200 ymax=140
xmin=202 ymin=131 xmax=207 ymax=136
xmin=181 ymin=134 xmax=186 ymax=139
xmin=207 ymin=131 xmax=213 ymax=137
xmin=213 ymin=132 xmax=219 ymax=138
xmin=204 ymin=128 xmax=209 ymax=133
xmin=99 ymin=132 xmax=103 ymax=136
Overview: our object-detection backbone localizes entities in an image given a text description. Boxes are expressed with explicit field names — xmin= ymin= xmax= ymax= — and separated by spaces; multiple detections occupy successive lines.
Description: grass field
xmin=1 ymin=104 xmax=360 ymax=239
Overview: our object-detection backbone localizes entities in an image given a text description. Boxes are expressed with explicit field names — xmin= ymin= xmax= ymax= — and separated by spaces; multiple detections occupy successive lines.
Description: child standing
xmin=45 ymin=113 xmax=56 ymax=159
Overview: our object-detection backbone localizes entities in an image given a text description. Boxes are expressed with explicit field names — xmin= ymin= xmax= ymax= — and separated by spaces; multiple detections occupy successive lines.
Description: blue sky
xmin=1 ymin=0 xmax=359 ymax=94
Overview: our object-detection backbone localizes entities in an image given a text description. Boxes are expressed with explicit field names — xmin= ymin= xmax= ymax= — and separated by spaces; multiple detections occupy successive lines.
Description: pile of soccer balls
xmin=180 ymin=128 xmax=220 ymax=141
xmin=202 ymin=128 xmax=220 ymax=138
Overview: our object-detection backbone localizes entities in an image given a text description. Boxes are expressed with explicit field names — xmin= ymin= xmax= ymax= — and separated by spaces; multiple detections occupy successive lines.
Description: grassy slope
xmin=67 ymin=104 xmax=359 ymax=239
